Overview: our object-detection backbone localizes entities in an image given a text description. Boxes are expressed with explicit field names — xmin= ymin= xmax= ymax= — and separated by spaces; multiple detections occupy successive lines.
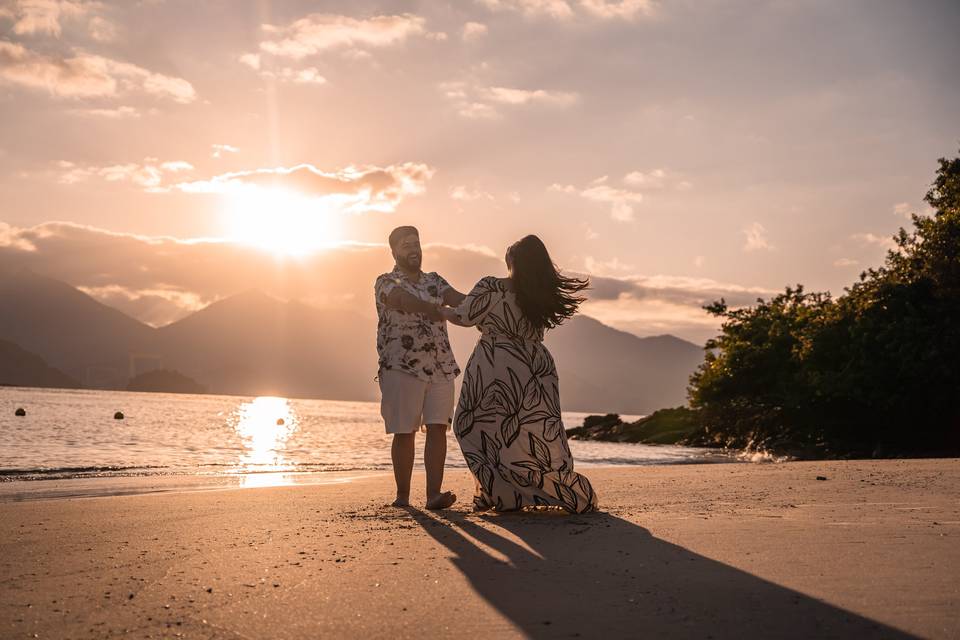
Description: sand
xmin=1 ymin=459 xmax=958 ymax=639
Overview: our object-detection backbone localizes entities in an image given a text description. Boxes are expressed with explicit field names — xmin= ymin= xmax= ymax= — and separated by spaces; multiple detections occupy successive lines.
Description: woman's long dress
xmin=453 ymin=276 xmax=598 ymax=513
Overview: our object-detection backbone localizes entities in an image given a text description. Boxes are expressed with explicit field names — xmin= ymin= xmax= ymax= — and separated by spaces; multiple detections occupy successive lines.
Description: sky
xmin=1 ymin=0 xmax=958 ymax=343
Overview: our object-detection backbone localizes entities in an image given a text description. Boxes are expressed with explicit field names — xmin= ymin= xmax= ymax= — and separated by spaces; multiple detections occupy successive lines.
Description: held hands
xmin=439 ymin=306 xmax=459 ymax=323
xmin=422 ymin=304 xmax=444 ymax=322
xmin=421 ymin=305 xmax=458 ymax=323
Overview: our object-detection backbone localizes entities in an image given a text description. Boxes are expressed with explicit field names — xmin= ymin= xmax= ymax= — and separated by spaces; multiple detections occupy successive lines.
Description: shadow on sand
xmin=406 ymin=508 xmax=915 ymax=639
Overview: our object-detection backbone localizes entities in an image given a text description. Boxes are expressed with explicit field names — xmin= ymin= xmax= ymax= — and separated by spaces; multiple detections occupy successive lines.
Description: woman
xmin=442 ymin=235 xmax=598 ymax=513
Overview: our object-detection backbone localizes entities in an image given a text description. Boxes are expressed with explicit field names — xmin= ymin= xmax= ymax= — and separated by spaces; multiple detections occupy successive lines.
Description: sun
xmin=222 ymin=186 xmax=342 ymax=256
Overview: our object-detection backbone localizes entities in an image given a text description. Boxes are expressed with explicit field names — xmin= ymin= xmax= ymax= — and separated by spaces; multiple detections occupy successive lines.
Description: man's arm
xmin=442 ymin=287 xmax=466 ymax=308
xmin=385 ymin=288 xmax=442 ymax=321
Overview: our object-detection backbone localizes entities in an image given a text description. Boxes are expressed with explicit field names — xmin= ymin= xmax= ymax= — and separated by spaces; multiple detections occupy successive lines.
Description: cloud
xmin=440 ymin=80 xmax=579 ymax=119
xmin=159 ymin=160 xmax=192 ymax=172
xmin=57 ymin=157 xmax=194 ymax=192
xmin=0 ymin=41 xmax=196 ymax=102
xmin=551 ymin=176 xmax=643 ymax=222
xmin=68 ymin=104 xmax=139 ymax=118
xmin=0 ymin=221 xmax=37 ymax=251
xmin=76 ymin=285 xmax=206 ymax=327
xmin=462 ymin=21 xmax=488 ymax=41
xmin=174 ymin=162 xmax=435 ymax=214
xmin=289 ymin=68 xmax=327 ymax=84
xmin=450 ymin=185 xmax=495 ymax=201
xmin=238 ymin=52 xmax=327 ymax=85
xmin=482 ymin=86 xmax=578 ymax=106
xmin=892 ymin=202 xmax=911 ymax=218
xmin=623 ymin=168 xmax=691 ymax=190
xmin=851 ymin=232 xmax=897 ymax=252
xmin=264 ymin=66 xmax=327 ymax=85
xmin=585 ymin=272 xmax=774 ymax=307
xmin=457 ymin=101 xmax=500 ymax=120
xmin=578 ymin=0 xmax=657 ymax=20
xmin=211 ymin=143 xmax=239 ymax=158
xmin=0 ymin=222 xmax=769 ymax=342
xmin=583 ymin=255 xmax=634 ymax=274
xmin=7 ymin=0 xmax=94 ymax=37
xmin=833 ymin=257 xmax=859 ymax=267
xmin=55 ymin=157 xmax=433 ymax=214
xmin=255 ymin=13 xmax=430 ymax=60
xmin=477 ymin=0 xmax=575 ymax=20
xmin=238 ymin=53 xmax=261 ymax=70
xmin=476 ymin=0 xmax=657 ymax=21
xmin=87 ymin=14 xmax=117 ymax=42
xmin=742 ymin=222 xmax=773 ymax=252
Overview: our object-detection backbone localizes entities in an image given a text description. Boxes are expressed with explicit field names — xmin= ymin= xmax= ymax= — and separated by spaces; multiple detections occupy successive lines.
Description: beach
xmin=2 ymin=459 xmax=958 ymax=639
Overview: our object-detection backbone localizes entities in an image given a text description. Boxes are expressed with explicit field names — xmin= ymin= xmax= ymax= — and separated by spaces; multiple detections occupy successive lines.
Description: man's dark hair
xmin=389 ymin=226 xmax=419 ymax=250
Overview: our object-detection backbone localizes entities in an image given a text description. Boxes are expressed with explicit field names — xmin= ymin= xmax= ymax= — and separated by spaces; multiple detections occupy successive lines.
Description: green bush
xmin=688 ymin=151 xmax=960 ymax=456
xmin=567 ymin=407 xmax=701 ymax=445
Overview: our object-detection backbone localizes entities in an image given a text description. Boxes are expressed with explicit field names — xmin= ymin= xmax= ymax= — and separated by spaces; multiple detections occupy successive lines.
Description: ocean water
xmin=0 ymin=387 xmax=733 ymax=482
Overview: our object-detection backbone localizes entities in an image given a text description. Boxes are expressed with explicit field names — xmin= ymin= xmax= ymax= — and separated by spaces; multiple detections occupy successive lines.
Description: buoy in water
xmin=15 ymin=407 xmax=26 ymax=417
xmin=114 ymin=411 xmax=125 ymax=420
xmin=276 ymin=418 xmax=285 ymax=426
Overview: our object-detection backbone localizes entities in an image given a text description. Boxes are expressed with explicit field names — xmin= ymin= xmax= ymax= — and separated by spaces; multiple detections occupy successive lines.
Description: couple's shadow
xmin=402 ymin=507 xmax=914 ymax=639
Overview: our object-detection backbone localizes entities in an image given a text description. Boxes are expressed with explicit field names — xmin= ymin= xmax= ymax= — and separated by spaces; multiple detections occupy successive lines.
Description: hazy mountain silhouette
xmin=126 ymin=369 xmax=207 ymax=394
xmin=0 ymin=269 xmax=704 ymax=413
xmin=0 ymin=338 xmax=81 ymax=389
xmin=157 ymin=290 xmax=378 ymax=400
xmin=546 ymin=316 xmax=704 ymax=413
xmin=0 ymin=269 xmax=157 ymax=387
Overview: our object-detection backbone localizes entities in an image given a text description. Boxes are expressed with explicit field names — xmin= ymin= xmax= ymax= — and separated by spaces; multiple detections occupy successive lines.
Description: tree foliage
xmin=688 ymin=151 xmax=960 ymax=456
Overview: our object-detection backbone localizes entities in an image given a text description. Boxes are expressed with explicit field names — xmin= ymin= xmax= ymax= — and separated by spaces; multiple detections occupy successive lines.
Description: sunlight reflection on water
xmin=231 ymin=396 xmax=298 ymax=471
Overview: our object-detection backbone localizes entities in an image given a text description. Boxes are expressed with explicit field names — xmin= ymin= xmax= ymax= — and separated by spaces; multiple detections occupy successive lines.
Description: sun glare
xmin=232 ymin=395 xmax=297 ymax=471
xmin=222 ymin=187 xmax=342 ymax=256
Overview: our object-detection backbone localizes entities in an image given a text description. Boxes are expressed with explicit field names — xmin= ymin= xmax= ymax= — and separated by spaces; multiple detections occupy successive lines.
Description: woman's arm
xmin=442 ymin=287 xmax=466 ymax=308
xmin=447 ymin=276 xmax=498 ymax=327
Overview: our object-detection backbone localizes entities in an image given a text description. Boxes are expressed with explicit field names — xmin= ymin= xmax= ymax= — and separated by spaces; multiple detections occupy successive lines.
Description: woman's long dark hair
xmin=507 ymin=235 xmax=589 ymax=330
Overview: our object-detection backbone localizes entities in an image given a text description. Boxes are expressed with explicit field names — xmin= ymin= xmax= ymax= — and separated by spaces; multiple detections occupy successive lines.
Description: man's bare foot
xmin=391 ymin=496 xmax=410 ymax=507
xmin=426 ymin=491 xmax=457 ymax=510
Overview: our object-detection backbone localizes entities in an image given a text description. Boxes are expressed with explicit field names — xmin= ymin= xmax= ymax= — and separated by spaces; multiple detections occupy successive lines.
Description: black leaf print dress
xmin=453 ymin=276 xmax=598 ymax=513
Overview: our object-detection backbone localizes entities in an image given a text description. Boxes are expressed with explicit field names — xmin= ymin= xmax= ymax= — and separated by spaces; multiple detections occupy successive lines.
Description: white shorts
xmin=378 ymin=369 xmax=455 ymax=434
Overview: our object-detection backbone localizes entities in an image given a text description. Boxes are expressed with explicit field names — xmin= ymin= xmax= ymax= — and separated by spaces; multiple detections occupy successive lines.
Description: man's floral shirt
xmin=374 ymin=266 xmax=460 ymax=382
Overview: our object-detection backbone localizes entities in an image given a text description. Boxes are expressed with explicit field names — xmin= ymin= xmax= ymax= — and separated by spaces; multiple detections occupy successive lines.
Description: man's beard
xmin=397 ymin=253 xmax=422 ymax=271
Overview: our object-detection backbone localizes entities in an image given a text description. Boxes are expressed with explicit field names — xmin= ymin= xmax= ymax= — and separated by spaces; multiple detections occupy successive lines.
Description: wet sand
xmin=1 ymin=459 xmax=958 ymax=639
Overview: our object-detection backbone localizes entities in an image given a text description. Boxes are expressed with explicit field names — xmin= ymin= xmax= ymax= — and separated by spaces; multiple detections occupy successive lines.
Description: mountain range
xmin=0 ymin=269 xmax=705 ymax=414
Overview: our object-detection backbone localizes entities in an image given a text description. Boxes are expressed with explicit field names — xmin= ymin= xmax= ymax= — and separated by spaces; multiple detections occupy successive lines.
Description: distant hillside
xmin=0 ymin=270 xmax=705 ymax=413
xmin=157 ymin=290 xmax=379 ymax=400
xmin=546 ymin=316 xmax=703 ymax=413
xmin=0 ymin=339 xmax=81 ymax=389
xmin=127 ymin=369 xmax=207 ymax=394
xmin=0 ymin=269 xmax=157 ymax=387
xmin=445 ymin=316 xmax=702 ymax=414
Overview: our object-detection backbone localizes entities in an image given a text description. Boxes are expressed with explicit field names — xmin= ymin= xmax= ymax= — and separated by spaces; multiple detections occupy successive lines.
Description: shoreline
xmin=0 ymin=470 xmax=387 ymax=502
xmin=2 ymin=459 xmax=959 ymax=638
xmin=0 ymin=453 xmax=741 ymax=502
xmin=1 ymin=449 xmax=954 ymax=500
xmin=0 ymin=445 xmax=740 ymax=490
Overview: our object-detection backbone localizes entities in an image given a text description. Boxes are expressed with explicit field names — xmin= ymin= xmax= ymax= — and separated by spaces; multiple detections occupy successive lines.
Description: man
xmin=375 ymin=226 xmax=465 ymax=509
